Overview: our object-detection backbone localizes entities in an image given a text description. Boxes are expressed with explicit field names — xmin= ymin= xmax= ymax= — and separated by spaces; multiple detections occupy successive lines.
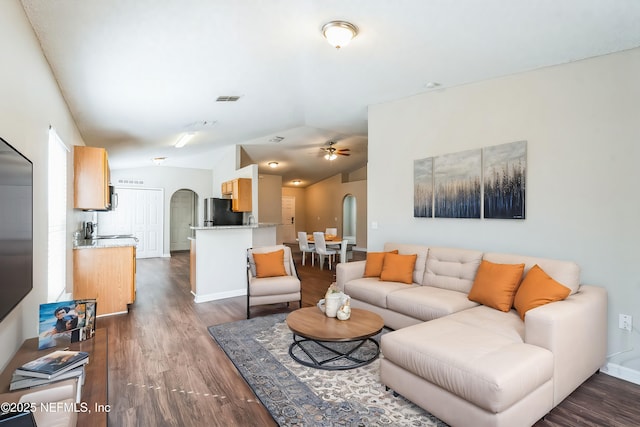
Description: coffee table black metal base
xmin=288 ymin=333 xmax=380 ymax=370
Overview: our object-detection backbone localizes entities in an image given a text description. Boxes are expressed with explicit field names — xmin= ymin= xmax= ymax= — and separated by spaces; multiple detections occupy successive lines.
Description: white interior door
xmin=281 ymin=196 xmax=295 ymax=243
xmin=98 ymin=187 xmax=163 ymax=258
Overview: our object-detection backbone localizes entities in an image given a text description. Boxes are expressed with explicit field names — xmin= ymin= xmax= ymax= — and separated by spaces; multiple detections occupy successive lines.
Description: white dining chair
xmin=324 ymin=227 xmax=341 ymax=250
xmin=325 ymin=227 xmax=338 ymax=236
xmin=339 ymin=239 xmax=350 ymax=264
xmin=297 ymin=231 xmax=315 ymax=266
xmin=313 ymin=232 xmax=337 ymax=270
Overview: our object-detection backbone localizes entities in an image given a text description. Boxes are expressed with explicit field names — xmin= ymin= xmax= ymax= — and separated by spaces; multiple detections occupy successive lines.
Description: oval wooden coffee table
xmin=285 ymin=307 xmax=384 ymax=370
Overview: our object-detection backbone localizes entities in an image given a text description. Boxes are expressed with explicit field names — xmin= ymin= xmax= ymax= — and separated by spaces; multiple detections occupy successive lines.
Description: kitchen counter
xmin=190 ymin=223 xmax=277 ymax=230
xmin=189 ymin=223 xmax=277 ymax=303
xmin=73 ymin=238 xmax=137 ymax=249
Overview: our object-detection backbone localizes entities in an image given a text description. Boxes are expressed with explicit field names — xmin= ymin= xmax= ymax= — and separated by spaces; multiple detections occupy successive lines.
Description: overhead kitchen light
xmin=292 ymin=180 xmax=302 ymax=185
xmin=152 ymin=157 xmax=167 ymax=165
xmin=322 ymin=21 xmax=358 ymax=49
xmin=174 ymin=132 xmax=196 ymax=148
xmin=268 ymin=161 xmax=279 ymax=168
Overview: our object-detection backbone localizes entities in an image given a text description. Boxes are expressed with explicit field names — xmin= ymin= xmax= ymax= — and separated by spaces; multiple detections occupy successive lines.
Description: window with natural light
xmin=48 ymin=127 xmax=69 ymax=301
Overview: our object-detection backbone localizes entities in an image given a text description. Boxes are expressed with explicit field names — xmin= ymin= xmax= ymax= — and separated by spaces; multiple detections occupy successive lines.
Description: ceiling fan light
xmin=322 ymin=21 xmax=358 ymax=49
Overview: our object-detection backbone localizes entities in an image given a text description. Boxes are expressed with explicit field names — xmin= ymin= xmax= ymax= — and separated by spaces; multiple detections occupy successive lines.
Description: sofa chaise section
xmin=336 ymin=243 xmax=607 ymax=427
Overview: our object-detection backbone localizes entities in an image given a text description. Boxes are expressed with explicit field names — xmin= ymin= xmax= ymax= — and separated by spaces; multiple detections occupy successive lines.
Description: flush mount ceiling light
xmin=292 ymin=180 xmax=302 ymax=185
xmin=152 ymin=157 xmax=167 ymax=165
xmin=322 ymin=21 xmax=358 ymax=49
xmin=175 ymin=132 xmax=196 ymax=148
xmin=268 ymin=161 xmax=279 ymax=168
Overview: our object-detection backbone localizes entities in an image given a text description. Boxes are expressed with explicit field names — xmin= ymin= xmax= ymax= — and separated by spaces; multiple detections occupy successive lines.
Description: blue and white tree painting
xmin=414 ymin=157 xmax=434 ymax=217
xmin=434 ymin=149 xmax=481 ymax=218
xmin=483 ymin=141 xmax=527 ymax=219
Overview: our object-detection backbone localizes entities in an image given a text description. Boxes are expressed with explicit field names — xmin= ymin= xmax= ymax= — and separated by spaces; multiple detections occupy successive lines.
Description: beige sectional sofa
xmin=335 ymin=243 xmax=607 ymax=427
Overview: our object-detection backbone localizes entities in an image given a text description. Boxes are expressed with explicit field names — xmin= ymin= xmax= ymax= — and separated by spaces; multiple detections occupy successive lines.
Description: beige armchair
xmin=246 ymin=245 xmax=301 ymax=318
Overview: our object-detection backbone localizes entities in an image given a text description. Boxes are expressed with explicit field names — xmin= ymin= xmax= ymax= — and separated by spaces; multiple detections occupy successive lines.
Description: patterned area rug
xmin=208 ymin=313 xmax=448 ymax=426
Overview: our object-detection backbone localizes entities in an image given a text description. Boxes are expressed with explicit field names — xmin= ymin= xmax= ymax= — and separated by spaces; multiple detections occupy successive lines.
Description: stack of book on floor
xmin=10 ymin=350 xmax=89 ymax=401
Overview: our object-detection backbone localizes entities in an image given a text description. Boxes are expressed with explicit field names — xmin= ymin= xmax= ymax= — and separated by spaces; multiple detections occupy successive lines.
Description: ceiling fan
xmin=321 ymin=141 xmax=350 ymax=161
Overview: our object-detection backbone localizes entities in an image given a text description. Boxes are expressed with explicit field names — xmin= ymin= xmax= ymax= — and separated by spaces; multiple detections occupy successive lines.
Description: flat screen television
xmin=0 ymin=137 xmax=33 ymax=322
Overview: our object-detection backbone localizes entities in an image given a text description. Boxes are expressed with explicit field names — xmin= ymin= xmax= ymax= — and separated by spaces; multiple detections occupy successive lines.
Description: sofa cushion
xmin=386 ymin=286 xmax=478 ymax=321
xmin=384 ymin=243 xmax=429 ymax=285
xmin=423 ymin=247 xmax=484 ymax=293
xmin=380 ymin=253 xmax=417 ymax=284
xmin=483 ymin=252 xmax=580 ymax=295
xmin=344 ymin=277 xmax=414 ymax=308
xmin=381 ymin=306 xmax=553 ymax=413
xmin=514 ymin=264 xmax=571 ymax=320
xmin=468 ymin=260 xmax=525 ymax=312
xmin=363 ymin=250 xmax=398 ymax=277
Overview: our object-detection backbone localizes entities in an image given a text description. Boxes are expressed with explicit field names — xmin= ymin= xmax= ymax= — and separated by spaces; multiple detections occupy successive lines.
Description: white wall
xmin=368 ymin=48 xmax=640 ymax=379
xmin=0 ymin=0 xmax=85 ymax=370
xmin=109 ymin=166 xmax=212 ymax=257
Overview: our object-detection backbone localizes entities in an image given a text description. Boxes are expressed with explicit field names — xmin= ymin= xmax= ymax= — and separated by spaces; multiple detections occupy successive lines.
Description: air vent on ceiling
xmin=216 ymin=95 xmax=241 ymax=102
xmin=269 ymin=136 xmax=284 ymax=143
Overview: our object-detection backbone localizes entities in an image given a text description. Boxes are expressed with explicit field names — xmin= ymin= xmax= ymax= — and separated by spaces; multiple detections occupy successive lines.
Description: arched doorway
xmin=342 ymin=194 xmax=357 ymax=244
xmin=170 ymin=189 xmax=198 ymax=252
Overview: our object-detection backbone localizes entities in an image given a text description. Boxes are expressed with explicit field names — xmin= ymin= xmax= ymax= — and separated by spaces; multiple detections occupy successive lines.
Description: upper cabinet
xmin=74 ymin=146 xmax=111 ymax=210
xmin=221 ymin=178 xmax=252 ymax=212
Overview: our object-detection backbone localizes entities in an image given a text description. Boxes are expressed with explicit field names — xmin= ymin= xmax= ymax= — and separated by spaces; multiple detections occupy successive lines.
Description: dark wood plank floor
xmin=99 ymin=247 xmax=640 ymax=427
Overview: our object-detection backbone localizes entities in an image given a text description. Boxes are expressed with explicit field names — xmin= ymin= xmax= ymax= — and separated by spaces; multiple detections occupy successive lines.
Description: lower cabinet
xmin=73 ymin=246 xmax=136 ymax=316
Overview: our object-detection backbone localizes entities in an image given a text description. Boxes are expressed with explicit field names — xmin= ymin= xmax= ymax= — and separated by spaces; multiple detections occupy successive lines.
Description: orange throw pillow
xmin=253 ymin=249 xmax=287 ymax=278
xmin=468 ymin=260 xmax=525 ymax=312
xmin=514 ymin=264 xmax=571 ymax=320
xmin=380 ymin=253 xmax=417 ymax=284
xmin=363 ymin=250 xmax=399 ymax=277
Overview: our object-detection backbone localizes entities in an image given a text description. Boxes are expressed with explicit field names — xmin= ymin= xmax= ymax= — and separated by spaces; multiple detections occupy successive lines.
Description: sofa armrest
xmin=336 ymin=260 xmax=366 ymax=292
xmin=524 ymin=284 xmax=607 ymax=405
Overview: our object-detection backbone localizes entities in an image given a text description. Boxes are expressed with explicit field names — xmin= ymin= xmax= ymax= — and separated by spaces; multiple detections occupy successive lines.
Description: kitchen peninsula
xmin=189 ymin=223 xmax=276 ymax=303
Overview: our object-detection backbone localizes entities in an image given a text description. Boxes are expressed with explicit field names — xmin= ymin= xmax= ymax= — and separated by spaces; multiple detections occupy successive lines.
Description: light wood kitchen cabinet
xmin=220 ymin=178 xmax=252 ymax=212
xmin=74 ymin=246 xmax=136 ymax=316
xmin=74 ymin=146 xmax=111 ymax=210
xmin=221 ymin=180 xmax=233 ymax=195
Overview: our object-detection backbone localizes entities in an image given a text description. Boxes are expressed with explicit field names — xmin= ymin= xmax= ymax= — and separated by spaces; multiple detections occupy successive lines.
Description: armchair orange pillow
xmin=253 ymin=249 xmax=287 ymax=278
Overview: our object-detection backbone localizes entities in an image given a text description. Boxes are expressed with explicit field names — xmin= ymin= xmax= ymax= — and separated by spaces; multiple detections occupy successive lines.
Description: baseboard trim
xmin=601 ymin=363 xmax=640 ymax=385
xmin=193 ymin=288 xmax=246 ymax=303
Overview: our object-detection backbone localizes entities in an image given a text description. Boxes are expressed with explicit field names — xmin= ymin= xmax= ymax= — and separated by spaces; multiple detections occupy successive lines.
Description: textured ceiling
xmin=20 ymin=0 xmax=640 ymax=186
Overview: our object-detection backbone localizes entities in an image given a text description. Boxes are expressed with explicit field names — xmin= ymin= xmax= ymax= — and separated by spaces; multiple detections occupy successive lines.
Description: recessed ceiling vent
xmin=269 ymin=136 xmax=284 ymax=143
xmin=216 ymin=95 xmax=241 ymax=102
